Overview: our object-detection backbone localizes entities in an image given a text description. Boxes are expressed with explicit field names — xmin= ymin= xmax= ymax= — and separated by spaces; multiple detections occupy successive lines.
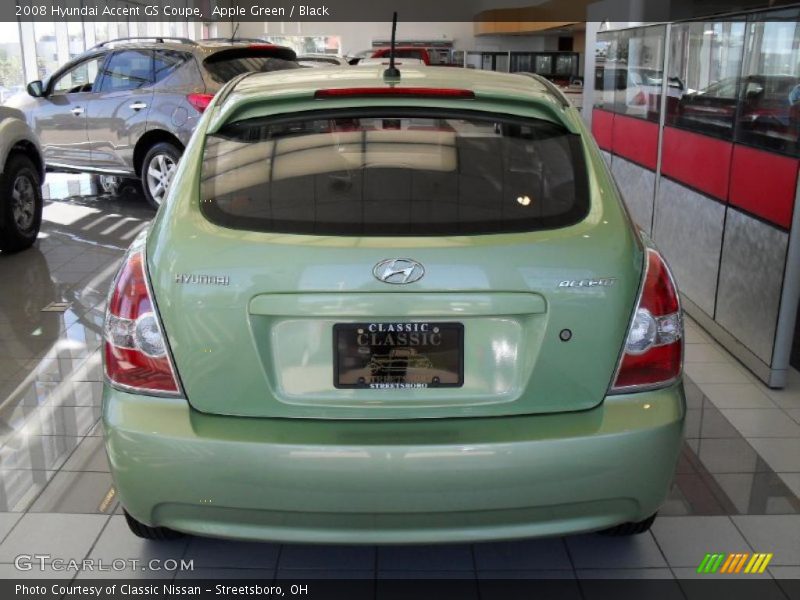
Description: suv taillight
xmin=104 ymin=249 xmax=181 ymax=395
xmin=610 ymin=248 xmax=683 ymax=393
xmin=187 ymin=93 xmax=214 ymax=113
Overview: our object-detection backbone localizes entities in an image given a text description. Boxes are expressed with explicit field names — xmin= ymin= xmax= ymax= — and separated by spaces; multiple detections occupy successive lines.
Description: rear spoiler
xmin=204 ymin=44 xmax=297 ymax=64
xmin=517 ymin=73 xmax=572 ymax=109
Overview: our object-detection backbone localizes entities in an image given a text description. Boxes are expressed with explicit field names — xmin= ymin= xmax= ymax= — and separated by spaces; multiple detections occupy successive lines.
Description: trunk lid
xmin=148 ymin=102 xmax=642 ymax=419
xmin=150 ymin=228 xmax=641 ymax=420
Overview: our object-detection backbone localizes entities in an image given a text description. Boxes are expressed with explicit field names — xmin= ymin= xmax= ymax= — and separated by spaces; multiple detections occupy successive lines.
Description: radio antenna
xmin=383 ymin=12 xmax=401 ymax=79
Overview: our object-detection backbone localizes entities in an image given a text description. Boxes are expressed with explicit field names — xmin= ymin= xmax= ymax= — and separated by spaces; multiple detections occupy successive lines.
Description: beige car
xmin=0 ymin=106 xmax=44 ymax=253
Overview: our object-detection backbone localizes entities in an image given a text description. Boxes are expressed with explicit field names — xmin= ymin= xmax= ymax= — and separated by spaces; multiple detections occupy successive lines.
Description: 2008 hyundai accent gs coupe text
xmin=102 ymin=63 xmax=685 ymax=543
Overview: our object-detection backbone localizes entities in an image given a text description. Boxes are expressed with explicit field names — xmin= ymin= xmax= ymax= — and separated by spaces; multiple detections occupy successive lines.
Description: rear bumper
xmin=103 ymin=383 xmax=685 ymax=543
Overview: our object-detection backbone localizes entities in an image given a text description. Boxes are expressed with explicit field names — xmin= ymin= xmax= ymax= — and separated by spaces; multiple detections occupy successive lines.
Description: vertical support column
xmin=84 ymin=22 xmax=96 ymax=50
xmin=652 ymin=23 xmax=671 ymax=236
xmin=19 ymin=21 xmax=38 ymax=84
xmin=771 ymin=183 xmax=800 ymax=387
xmin=582 ymin=21 xmax=599 ymax=126
xmin=55 ymin=22 xmax=69 ymax=67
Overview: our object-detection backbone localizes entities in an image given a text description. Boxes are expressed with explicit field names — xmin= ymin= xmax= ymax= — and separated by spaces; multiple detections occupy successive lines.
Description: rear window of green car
xmin=200 ymin=108 xmax=590 ymax=236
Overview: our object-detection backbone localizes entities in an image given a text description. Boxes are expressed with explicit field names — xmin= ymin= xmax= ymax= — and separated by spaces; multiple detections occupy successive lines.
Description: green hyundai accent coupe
xmin=102 ymin=64 xmax=685 ymax=543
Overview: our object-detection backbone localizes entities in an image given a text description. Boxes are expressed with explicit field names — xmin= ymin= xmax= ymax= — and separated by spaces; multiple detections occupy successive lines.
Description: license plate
xmin=333 ymin=322 xmax=464 ymax=389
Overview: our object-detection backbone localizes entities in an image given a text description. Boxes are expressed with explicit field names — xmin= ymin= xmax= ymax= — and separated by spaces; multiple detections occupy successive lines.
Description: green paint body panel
xmin=104 ymin=66 xmax=684 ymax=541
xmin=104 ymin=383 xmax=685 ymax=543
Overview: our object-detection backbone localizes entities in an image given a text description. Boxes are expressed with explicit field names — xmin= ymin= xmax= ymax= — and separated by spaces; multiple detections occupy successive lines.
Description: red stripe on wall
xmin=661 ymin=127 xmax=732 ymax=201
xmin=729 ymin=145 xmax=798 ymax=230
xmin=592 ymin=108 xmax=614 ymax=151
xmin=611 ymin=114 xmax=659 ymax=170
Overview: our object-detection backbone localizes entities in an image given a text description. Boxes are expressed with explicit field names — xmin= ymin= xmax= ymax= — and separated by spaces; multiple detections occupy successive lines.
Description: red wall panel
xmin=592 ymin=109 xmax=614 ymax=151
xmin=729 ymin=145 xmax=798 ymax=230
xmin=661 ymin=127 xmax=732 ymax=202
xmin=611 ymin=114 xmax=659 ymax=170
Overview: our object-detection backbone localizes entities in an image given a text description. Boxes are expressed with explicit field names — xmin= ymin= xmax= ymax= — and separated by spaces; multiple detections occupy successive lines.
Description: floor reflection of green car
xmin=102 ymin=65 xmax=686 ymax=542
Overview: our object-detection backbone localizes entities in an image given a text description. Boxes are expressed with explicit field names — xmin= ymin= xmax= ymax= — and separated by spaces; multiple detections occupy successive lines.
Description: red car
xmin=371 ymin=46 xmax=431 ymax=65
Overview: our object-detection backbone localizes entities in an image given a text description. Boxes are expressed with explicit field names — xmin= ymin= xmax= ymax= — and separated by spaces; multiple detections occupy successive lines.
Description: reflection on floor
xmin=0 ymin=177 xmax=797 ymax=587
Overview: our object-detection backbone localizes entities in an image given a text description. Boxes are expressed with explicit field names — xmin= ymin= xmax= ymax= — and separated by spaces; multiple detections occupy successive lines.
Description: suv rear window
xmin=204 ymin=50 xmax=299 ymax=84
xmin=200 ymin=109 xmax=589 ymax=236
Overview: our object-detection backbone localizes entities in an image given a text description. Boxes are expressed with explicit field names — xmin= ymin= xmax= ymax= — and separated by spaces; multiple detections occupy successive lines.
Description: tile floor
xmin=0 ymin=176 xmax=797 ymax=592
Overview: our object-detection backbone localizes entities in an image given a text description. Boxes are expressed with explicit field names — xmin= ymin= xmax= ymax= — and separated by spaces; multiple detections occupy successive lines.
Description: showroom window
xmin=666 ymin=20 xmax=746 ymax=139
xmin=94 ymin=22 xmax=110 ymax=45
xmin=263 ymin=35 xmax=342 ymax=56
xmin=0 ymin=22 xmax=24 ymax=103
xmin=735 ymin=14 xmax=800 ymax=156
xmin=68 ymin=22 xmax=84 ymax=59
xmin=96 ymin=50 xmax=152 ymax=92
xmin=117 ymin=21 xmax=130 ymax=40
xmin=34 ymin=22 xmax=59 ymax=80
xmin=593 ymin=25 xmax=667 ymax=122
xmin=535 ymin=54 xmax=552 ymax=75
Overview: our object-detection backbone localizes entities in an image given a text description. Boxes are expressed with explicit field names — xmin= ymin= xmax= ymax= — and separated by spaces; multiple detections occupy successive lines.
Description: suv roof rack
xmin=91 ymin=37 xmax=197 ymax=50
xmin=518 ymin=72 xmax=571 ymax=109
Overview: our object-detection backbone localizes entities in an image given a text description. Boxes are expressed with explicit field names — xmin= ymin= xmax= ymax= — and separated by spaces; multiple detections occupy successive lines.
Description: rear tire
xmin=123 ymin=509 xmax=184 ymax=540
xmin=141 ymin=142 xmax=182 ymax=210
xmin=0 ymin=154 xmax=43 ymax=253
xmin=599 ymin=512 xmax=657 ymax=536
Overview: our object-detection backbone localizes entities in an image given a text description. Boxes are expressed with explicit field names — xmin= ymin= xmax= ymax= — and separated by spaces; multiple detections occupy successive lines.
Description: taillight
xmin=187 ymin=93 xmax=214 ymax=113
xmin=314 ymin=87 xmax=475 ymax=99
xmin=104 ymin=249 xmax=181 ymax=396
xmin=610 ymin=249 xmax=683 ymax=393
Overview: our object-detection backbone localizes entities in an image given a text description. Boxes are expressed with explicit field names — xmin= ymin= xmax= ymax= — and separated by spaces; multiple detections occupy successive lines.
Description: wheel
xmin=123 ymin=509 xmax=184 ymax=540
xmin=0 ymin=154 xmax=43 ymax=253
xmin=141 ymin=142 xmax=181 ymax=209
xmin=599 ymin=512 xmax=657 ymax=536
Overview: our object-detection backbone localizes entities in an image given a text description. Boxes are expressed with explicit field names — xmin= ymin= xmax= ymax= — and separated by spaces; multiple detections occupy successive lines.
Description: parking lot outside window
xmin=0 ymin=22 xmax=24 ymax=103
xmin=593 ymin=25 xmax=667 ymax=123
xmin=33 ymin=22 xmax=58 ymax=81
xmin=736 ymin=12 xmax=800 ymax=157
xmin=666 ymin=20 xmax=746 ymax=140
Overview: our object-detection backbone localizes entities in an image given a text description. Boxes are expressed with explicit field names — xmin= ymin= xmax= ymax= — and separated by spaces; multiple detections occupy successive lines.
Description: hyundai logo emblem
xmin=373 ymin=258 xmax=425 ymax=285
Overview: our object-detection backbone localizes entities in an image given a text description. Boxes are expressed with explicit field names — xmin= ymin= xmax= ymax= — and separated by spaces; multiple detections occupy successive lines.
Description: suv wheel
xmin=0 ymin=154 xmax=43 ymax=253
xmin=123 ymin=509 xmax=184 ymax=540
xmin=599 ymin=512 xmax=657 ymax=536
xmin=142 ymin=142 xmax=181 ymax=209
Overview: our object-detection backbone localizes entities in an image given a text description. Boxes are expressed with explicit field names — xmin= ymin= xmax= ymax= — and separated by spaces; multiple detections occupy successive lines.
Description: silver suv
xmin=8 ymin=37 xmax=298 ymax=209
